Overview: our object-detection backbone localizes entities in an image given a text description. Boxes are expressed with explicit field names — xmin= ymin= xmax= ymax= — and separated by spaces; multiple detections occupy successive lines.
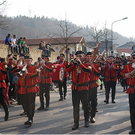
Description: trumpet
xmin=18 ymin=64 xmax=28 ymax=76
xmin=38 ymin=60 xmax=45 ymax=71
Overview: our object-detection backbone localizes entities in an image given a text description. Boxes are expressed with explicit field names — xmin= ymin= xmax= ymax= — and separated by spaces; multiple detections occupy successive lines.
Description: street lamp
xmin=111 ymin=17 xmax=128 ymax=54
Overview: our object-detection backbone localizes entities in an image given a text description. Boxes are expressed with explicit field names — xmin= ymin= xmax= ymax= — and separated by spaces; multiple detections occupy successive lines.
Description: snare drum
xmin=52 ymin=64 xmax=65 ymax=82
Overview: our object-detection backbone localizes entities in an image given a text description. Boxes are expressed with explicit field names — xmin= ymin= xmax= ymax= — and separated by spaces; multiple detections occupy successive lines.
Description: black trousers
xmin=8 ymin=83 xmax=15 ymax=99
xmin=105 ymin=80 xmax=116 ymax=102
xmin=39 ymin=83 xmax=50 ymax=108
xmin=0 ymin=88 xmax=9 ymax=116
xmin=88 ymin=87 xmax=97 ymax=118
xmin=58 ymin=77 xmax=67 ymax=98
xmin=72 ymin=90 xmax=89 ymax=124
xmin=129 ymin=92 xmax=135 ymax=129
xmin=21 ymin=93 xmax=36 ymax=120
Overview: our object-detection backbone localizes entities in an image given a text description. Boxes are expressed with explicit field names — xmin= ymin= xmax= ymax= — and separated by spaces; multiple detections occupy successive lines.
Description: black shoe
xmin=20 ymin=112 xmax=27 ymax=116
xmin=129 ymin=128 xmax=135 ymax=134
xmin=104 ymin=100 xmax=106 ymax=103
xmin=27 ymin=120 xmax=33 ymax=126
xmin=112 ymin=101 xmax=116 ymax=103
xmin=59 ymin=97 xmax=63 ymax=101
xmin=90 ymin=117 xmax=95 ymax=123
xmin=106 ymin=101 xmax=109 ymax=104
xmin=64 ymin=97 xmax=66 ymax=100
xmin=44 ymin=107 xmax=49 ymax=111
xmin=84 ymin=121 xmax=89 ymax=127
xmin=4 ymin=113 xmax=9 ymax=121
xmin=37 ymin=106 xmax=44 ymax=110
xmin=72 ymin=123 xmax=79 ymax=130
xmin=24 ymin=120 xmax=29 ymax=125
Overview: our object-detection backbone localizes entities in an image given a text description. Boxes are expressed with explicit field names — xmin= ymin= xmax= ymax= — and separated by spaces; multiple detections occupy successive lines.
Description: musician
xmin=86 ymin=52 xmax=101 ymax=123
xmin=0 ymin=59 xmax=10 ymax=121
xmin=37 ymin=55 xmax=53 ymax=111
xmin=121 ymin=52 xmax=135 ymax=134
xmin=56 ymin=53 xmax=68 ymax=101
xmin=66 ymin=51 xmax=95 ymax=130
xmin=17 ymin=55 xmax=39 ymax=126
xmin=101 ymin=56 xmax=118 ymax=104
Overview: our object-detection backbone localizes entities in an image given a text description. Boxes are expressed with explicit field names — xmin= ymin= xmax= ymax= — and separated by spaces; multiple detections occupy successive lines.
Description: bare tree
xmin=44 ymin=19 xmax=82 ymax=61
xmin=87 ymin=23 xmax=103 ymax=43
xmin=0 ymin=0 xmax=11 ymax=30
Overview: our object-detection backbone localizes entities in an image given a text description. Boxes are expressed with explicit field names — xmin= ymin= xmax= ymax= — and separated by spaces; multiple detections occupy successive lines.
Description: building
xmin=117 ymin=41 xmax=135 ymax=55
xmin=86 ymin=41 xmax=112 ymax=54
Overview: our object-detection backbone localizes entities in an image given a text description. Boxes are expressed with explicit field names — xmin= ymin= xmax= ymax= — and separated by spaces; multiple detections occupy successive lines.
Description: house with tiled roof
xmin=117 ymin=41 xmax=135 ymax=54
xmin=0 ymin=36 xmax=86 ymax=55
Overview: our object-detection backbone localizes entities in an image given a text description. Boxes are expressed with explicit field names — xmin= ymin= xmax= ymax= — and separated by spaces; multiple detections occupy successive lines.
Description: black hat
xmin=19 ymin=54 xmax=24 ymax=57
xmin=131 ymin=52 xmax=135 ymax=56
xmin=60 ymin=53 xmax=65 ymax=57
xmin=109 ymin=55 xmax=114 ymax=58
xmin=24 ymin=55 xmax=32 ymax=59
xmin=86 ymin=52 xmax=93 ymax=56
xmin=75 ymin=51 xmax=84 ymax=55
xmin=42 ymin=54 xmax=50 ymax=58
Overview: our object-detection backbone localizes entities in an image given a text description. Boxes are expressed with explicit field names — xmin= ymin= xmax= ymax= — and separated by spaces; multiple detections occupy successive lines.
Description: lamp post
xmin=111 ymin=17 xmax=128 ymax=54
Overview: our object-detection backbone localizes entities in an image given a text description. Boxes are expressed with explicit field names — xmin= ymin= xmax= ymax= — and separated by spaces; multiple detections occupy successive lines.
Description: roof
xmin=0 ymin=36 xmax=85 ymax=46
xmin=117 ymin=41 xmax=135 ymax=49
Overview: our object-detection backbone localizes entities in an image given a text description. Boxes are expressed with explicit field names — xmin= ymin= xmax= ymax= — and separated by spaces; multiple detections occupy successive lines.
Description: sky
xmin=3 ymin=0 xmax=135 ymax=38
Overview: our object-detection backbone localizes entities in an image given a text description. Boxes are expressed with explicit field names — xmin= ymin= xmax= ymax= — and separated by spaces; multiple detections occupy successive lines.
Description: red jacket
xmin=56 ymin=60 xmax=68 ymax=78
xmin=121 ymin=63 xmax=135 ymax=94
xmin=102 ymin=62 xmax=118 ymax=82
xmin=39 ymin=62 xmax=53 ymax=84
xmin=66 ymin=63 xmax=93 ymax=91
xmin=0 ymin=63 xmax=6 ymax=88
xmin=89 ymin=63 xmax=101 ymax=88
xmin=17 ymin=65 xmax=39 ymax=94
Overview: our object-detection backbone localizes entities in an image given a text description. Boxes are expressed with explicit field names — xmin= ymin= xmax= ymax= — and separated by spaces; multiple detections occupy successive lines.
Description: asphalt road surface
xmin=0 ymin=83 xmax=131 ymax=134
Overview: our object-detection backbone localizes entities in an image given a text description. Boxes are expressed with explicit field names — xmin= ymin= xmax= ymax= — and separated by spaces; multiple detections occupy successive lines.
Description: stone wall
xmin=0 ymin=44 xmax=60 ymax=63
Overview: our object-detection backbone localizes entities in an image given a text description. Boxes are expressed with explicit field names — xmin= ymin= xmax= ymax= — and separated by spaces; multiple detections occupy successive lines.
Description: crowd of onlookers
xmin=5 ymin=33 xmax=29 ymax=55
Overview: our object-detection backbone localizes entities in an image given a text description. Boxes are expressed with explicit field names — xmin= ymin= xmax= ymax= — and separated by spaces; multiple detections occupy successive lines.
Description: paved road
xmin=0 ymin=83 xmax=131 ymax=134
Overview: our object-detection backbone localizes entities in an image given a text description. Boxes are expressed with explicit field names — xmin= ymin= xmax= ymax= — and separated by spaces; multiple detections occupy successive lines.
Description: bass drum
xmin=52 ymin=64 xmax=65 ymax=82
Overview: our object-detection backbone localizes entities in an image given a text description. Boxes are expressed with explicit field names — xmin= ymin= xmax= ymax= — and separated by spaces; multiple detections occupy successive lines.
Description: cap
xmin=109 ymin=55 xmax=114 ymax=58
xmin=24 ymin=55 xmax=32 ymax=59
xmin=86 ymin=52 xmax=93 ymax=56
xmin=75 ymin=51 xmax=84 ymax=55
xmin=131 ymin=52 xmax=135 ymax=56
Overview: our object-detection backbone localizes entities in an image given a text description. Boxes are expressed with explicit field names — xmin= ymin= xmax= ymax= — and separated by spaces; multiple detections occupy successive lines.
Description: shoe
xmin=72 ymin=123 xmax=79 ymax=130
xmin=112 ymin=101 xmax=116 ymax=103
xmin=4 ymin=113 xmax=9 ymax=121
xmin=90 ymin=117 xmax=95 ymax=123
xmin=104 ymin=100 xmax=106 ymax=103
xmin=44 ymin=107 xmax=49 ymax=111
xmin=84 ymin=121 xmax=89 ymax=127
xmin=106 ymin=101 xmax=109 ymax=104
xmin=20 ymin=112 xmax=27 ymax=116
xmin=24 ymin=120 xmax=29 ymax=125
xmin=59 ymin=97 xmax=63 ymax=101
xmin=64 ymin=97 xmax=66 ymax=100
xmin=27 ymin=120 xmax=33 ymax=126
xmin=129 ymin=128 xmax=135 ymax=134
xmin=37 ymin=106 xmax=44 ymax=110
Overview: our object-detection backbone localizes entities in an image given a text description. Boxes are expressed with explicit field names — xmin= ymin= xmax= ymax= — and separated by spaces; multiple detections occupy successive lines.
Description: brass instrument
xmin=18 ymin=64 xmax=28 ymax=76
xmin=89 ymin=42 xmax=101 ymax=65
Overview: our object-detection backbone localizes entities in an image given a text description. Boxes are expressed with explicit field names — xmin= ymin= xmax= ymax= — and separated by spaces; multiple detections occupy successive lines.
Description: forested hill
xmin=0 ymin=16 xmax=134 ymax=45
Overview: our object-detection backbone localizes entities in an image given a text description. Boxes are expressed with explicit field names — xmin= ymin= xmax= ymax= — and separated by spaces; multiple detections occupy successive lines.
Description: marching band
xmin=0 ymin=42 xmax=135 ymax=134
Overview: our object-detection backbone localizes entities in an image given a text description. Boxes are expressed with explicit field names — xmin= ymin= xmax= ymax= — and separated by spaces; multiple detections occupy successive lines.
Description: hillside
xmin=0 ymin=16 xmax=134 ymax=46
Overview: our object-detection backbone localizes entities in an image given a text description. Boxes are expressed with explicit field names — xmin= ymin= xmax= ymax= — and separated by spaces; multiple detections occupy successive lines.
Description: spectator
xmin=22 ymin=37 xmax=29 ymax=54
xmin=5 ymin=34 xmax=12 ymax=53
xmin=16 ymin=37 xmax=23 ymax=55
xmin=11 ymin=35 xmax=18 ymax=54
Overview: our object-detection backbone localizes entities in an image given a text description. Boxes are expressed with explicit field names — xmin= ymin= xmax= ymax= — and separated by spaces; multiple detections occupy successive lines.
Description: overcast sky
xmin=5 ymin=0 xmax=135 ymax=38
